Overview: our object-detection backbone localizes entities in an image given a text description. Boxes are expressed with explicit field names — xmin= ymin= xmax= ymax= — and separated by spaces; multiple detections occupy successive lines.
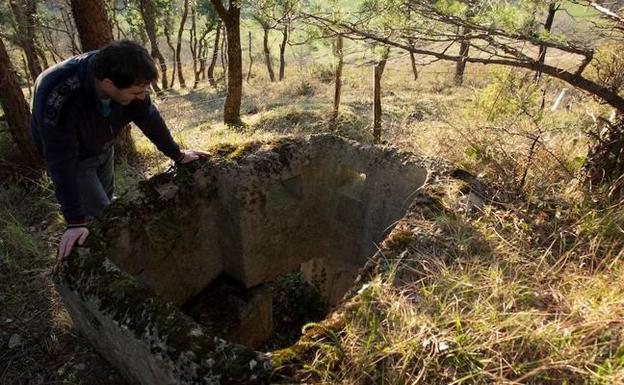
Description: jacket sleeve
xmin=40 ymin=104 xmax=86 ymax=225
xmin=129 ymin=95 xmax=183 ymax=161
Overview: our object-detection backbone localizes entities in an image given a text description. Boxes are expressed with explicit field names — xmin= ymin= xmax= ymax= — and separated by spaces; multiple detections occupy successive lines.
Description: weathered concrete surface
xmin=94 ymin=134 xmax=428 ymax=307
xmin=55 ymin=249 xmax=271 ymax=385
xmin=54 ymin=134 xmax=449 ymax=385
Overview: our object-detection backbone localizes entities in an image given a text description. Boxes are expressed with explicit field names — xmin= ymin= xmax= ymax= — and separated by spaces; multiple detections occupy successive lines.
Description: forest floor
xmin=2 ymin=57 xmax=624 ymax=384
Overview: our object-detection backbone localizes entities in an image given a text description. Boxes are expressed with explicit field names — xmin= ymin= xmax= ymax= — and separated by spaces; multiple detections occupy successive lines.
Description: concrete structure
xmin=55 ymin=134 xmax=436 ymax=385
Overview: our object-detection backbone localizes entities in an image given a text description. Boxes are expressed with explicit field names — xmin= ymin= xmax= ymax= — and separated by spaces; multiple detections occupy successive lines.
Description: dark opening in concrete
xmin=55 ymin=135 xmax=432 ymax=385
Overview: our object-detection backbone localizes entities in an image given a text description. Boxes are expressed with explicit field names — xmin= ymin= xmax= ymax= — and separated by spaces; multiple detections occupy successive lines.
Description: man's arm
xmin=128 ymin=94 xmax=184 ymax=161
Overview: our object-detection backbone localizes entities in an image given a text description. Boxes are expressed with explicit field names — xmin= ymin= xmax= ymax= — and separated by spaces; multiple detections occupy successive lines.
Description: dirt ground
xmin=0 ymin=269 xmax=127 ymax=385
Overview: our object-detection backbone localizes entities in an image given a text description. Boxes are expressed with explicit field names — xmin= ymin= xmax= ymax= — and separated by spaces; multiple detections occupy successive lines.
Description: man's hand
xmin=178 ymin=149 xmax=210 ymax=164
xmin=54 ymin=227 xmax=90 ymax=272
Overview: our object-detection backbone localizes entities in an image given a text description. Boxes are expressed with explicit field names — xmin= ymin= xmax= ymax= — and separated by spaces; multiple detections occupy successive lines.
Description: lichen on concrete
xmin=53 ymin=134 xmax=479 ymax=384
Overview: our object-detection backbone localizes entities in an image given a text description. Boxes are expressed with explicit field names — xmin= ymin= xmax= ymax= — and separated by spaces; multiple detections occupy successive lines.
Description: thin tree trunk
xmin=210 ymin=0 xmax=243 ymax=126
xmin=246 ymin=31 xmax=253 ymax=82
xmin=207 ymin=21 xmax=221 ymax=87
xmin=0 ymin=37 xmax=41 ymax=166
xmin=373 ymin=55 xmax=387 ymax=143
xmin=535 ymin=3 xmax=559 ymax=82
xmin=176 ymin=0 xmax=189 ymax=88
xmin=33 ymin=35 xmax=49 ymax=70
xmin=164 ymin=18 xmax=177 ymax=88
xmin=189 ymin=7 xmax=198 ymax=87
xmin=454 ymin=25 xmax=470 ymax=86
xmin=10 ymin=0 xmax=43 ymax=80
xmin=196 ymin=35 xmax=209 ymax=84
xmin=21 ymin=54 xmax=33 ymax=99
xmin=220 ymin=24 xmax=227 ymax=76
xmin=409 ymin=52 xmax=418 ymax=80
xmin=332 ymin=34 xmax=343 ymax=121
xmin=139 ymin=0 xmax=168 ymax=90
xmin=262 ymin=26 xmax=275 ymax=82
xmin=278 ymin=24 xmax=287 ymax=81
xmin=69 ymin=0 xmax=113 ymax=51
xmin=40 ymin=26 xmax=64 ymax=63
xmin=60 ymin=4 xmax=81 ymax=54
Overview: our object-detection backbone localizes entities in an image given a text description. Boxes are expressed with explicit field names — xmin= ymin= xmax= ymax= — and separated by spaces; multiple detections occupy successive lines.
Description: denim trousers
xmin=76 ymin=146 xmax=115 ymax=218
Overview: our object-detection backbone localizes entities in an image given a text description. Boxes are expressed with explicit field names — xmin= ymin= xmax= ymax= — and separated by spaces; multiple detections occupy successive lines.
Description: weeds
xmin=2 ymin=53 xmax=624 ymax=384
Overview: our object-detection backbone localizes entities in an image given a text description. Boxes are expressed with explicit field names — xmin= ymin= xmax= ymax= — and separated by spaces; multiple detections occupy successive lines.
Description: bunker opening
xmin=57 ymin=135 xmax=432 ymax=384
xmin=102 ymin=136 xmax=428 ymax=350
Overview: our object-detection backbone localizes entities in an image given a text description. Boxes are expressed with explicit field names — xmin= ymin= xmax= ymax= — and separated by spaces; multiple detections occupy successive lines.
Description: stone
xmin=8 ymin=333 xmax=21 ymax=349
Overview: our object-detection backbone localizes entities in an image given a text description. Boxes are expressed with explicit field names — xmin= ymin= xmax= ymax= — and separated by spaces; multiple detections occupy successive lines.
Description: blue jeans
xmin=76 ymin=146 xmax=115 ymax=218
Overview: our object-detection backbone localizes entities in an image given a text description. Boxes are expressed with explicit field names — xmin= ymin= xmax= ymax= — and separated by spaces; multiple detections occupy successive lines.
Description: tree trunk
xmin=69 ymin=0 xmax=113 ymax=51
xmin=163 ymin=16 xmax=177 ymax=88
xmin=20 ymin=54 xmax=33 ymax=99
xmin=332 ymin=34 xmax=343 ymax=121
xmin=535 ymin=3 xmax=558 ymax=82
xmin=279 ymin=24 xmax=287 ymax=81
xmin=0 ymin=37 xmax=41 ymax=167
xmin=247 ymin=31 xmax=253 ymax=82
xmin=220 ymin=24 xmax=227 ymax=76
xmin=373 ymin=57 xmax=387 ymax=143
xmin=60 ymin=5 xmax=82 ymax=55
xmin=207 ymin=21 xmax=221 ymax=87
xmin=409 ymin=51 xmax=418 ymax=80
xmin=195 ymin=32 xmax=209 ymax=87
xmin=210 ymin=0 xmax=243 ymax=126
xmin=454 ymin=25 xmax=470 ymax=86
xmin=139 ymin=0 xmax=168 ymax=90
xmin=176 ymin=0 xmax=189 ymax=88
xmin=10 ymin=0 xmax=42 ymax=80
xmin=40 ymin=26 xmax=64 ymax=64
xmin=262 ymin=26 xmax=276 ymax=82
xmin=189 ymin=7 xmax=198 ymax=87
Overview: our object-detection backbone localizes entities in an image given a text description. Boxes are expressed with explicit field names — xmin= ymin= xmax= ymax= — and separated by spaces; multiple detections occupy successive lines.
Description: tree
xmin=175 ymin=0 xmax=189 ymax=88
xmin=9 ymin=0 xmax=42 ymax=80
xmin=137 ymin=0 xmax=169 ymax=90
xmin=303 ymin=0 xmax=624 ymax=192
xmin=189 ymin=0 xmax=218 ymax=88
xmin=249 ymin=0 xmax=297 ymax=82
xmin=373 ymin=46 xmax=389 ymax=142
xmin=332 ymin=34 xmax=343 ymax=120
xmin=69 ymin=0 xmax=113 ymax=51
xmin=302 ymin=2 xmax=623 ymax=111
xmin=206 ymin=20 xmax=221 ymax=87
xmin=250 ymin=8 xmax=276 ymax=82
xmin=210 ymin=0 xmax=243 ymax=126
xmin=0 ymin=37 xmax=41 ymax=166
xmin=535 ymin=2 xmax=561 ymax=82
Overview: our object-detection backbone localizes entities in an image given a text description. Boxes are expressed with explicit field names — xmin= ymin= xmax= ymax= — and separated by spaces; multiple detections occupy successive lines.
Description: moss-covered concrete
xmin=53 ymin=134 xmax=477 ymax=385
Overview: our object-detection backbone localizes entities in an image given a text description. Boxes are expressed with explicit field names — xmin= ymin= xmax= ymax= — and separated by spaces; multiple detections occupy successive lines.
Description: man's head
xmin=91 ymin=40 xmax=157 ymax=105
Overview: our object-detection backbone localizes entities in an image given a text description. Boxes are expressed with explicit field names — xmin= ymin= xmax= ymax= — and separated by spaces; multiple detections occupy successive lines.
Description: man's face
xmin=101 ymin=79 xmax=148 ymax=105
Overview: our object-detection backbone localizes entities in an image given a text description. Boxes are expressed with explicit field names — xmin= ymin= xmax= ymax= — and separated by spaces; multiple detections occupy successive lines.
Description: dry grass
xmin=3 ymin=51 xmax=624 ymax=384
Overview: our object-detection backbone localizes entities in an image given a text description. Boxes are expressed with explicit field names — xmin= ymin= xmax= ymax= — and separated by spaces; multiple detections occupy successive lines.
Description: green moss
xmin=383 ymin=228 xmax=415 ymax=251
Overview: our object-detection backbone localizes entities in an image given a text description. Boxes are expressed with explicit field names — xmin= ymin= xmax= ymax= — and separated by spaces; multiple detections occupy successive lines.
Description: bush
xmin=310 ymin=63 xmax=335 ymax=83
xmin=295 ymin=79 xmax=315 ymax=96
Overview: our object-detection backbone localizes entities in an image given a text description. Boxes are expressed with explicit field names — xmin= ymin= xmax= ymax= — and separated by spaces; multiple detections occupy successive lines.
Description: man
xmin=31 ymin=40 xmax=208 ymax=261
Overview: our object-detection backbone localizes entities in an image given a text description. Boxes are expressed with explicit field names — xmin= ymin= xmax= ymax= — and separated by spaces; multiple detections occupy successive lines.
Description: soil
xmin=0 ymin=271 xmax=127 ymax=385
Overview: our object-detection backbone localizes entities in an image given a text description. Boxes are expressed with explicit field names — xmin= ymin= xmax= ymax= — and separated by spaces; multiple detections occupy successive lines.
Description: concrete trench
xmin=55 ymin=134 xmax=440 ymax=385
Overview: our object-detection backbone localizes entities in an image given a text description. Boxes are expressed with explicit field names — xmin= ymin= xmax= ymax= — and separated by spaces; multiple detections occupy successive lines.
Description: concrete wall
xmin=55 ymin=134 xmax=435 ymax=384
xmin=101 ymin=135 xmax=427 ymax=306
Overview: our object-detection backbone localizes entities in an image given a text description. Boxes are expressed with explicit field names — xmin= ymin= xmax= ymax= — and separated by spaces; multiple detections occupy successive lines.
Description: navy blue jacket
xmin=31 ymin=51 xmax=182 ymax=225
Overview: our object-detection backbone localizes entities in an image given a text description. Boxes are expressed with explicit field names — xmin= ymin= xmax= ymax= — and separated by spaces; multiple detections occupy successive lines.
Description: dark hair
xmin=91 ymin=40 xmax=158 ymax=88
